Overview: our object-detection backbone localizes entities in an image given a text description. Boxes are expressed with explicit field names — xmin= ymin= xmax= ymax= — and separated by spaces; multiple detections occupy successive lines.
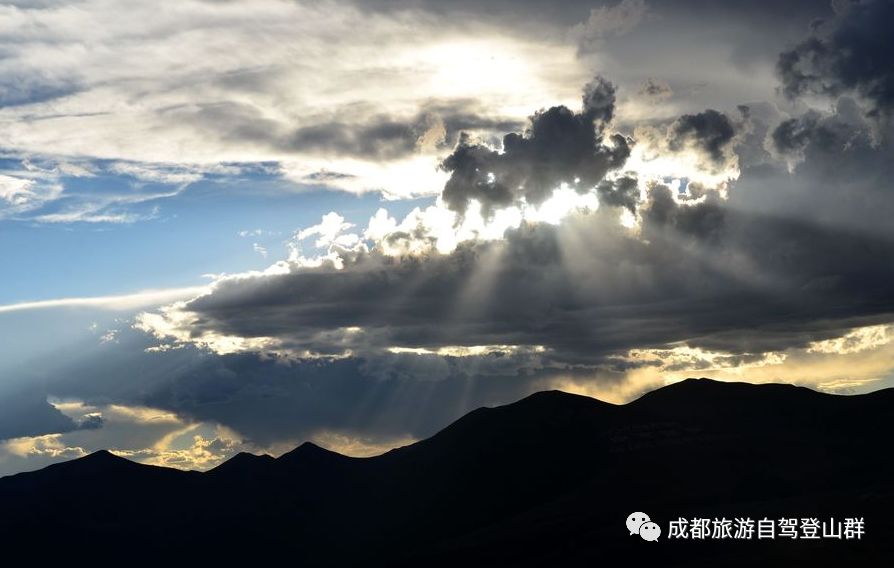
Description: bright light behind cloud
xmin=0 ymin=0 xmax=588 ymax=206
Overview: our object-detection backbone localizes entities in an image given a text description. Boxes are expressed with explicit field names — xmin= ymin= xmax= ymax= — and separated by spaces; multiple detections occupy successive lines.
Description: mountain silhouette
xmin=1 ymin=378 xmax=891 ymax=566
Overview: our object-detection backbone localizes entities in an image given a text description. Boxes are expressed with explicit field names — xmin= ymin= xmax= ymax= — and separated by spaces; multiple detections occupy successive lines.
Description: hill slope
xmin=1 ymin=378 xmax=891 ymax=566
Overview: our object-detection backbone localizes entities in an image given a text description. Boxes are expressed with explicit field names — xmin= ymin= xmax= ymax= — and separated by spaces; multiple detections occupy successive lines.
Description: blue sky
xmin=1 ymin=161 xmax=433 ymax=304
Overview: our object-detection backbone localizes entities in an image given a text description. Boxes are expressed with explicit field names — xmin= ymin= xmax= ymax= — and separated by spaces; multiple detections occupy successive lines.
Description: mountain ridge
xmin=0 ymin=377 xmax=891 ymax=566
xmin=4 ymin=378 xmax=891 ymax=479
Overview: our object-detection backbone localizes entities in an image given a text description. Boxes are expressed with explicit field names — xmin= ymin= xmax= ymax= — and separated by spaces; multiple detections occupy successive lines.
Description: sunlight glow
xmin=387 ymin=344 xmax=546 ymax=357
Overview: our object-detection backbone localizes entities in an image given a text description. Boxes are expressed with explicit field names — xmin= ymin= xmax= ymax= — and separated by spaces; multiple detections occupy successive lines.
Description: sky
xmin=1 ymin=0 xmax=894 ymax=476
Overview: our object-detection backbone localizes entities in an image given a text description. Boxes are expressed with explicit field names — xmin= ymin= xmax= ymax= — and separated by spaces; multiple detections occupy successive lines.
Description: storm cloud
xmin=147 ymin=192 xmax=894 ymax=368
xmin=778 ymin=0 xmax=894 ymax=116
xmin=667 ymin=109 xmax=738 ymax=167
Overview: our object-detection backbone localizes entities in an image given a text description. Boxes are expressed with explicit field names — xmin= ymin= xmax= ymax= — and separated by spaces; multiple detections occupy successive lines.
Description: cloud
xmin=252 ymin=243 xmax=268 ymax=258
xmin=0 ymin=0 xmax=585 ymax=203
xmin=769 ymin=110 xmax=830 ymax=160
xmin=666 ymin=109 xmax=738 ymax=170
xmin=296 ymin=212 xmax=356 ymax=249
xmin=310 ymin=431 xmax=417 ymax=458
xmin=111 ymin=433 xmax=241 ymax=470
xmin=129 ymin=73 xmax=894 ymax=375
xmin=0 ymin=397 xmax=247 ymax=475
xmin=638 ymin=78 xmax=673 ymax=102
xmin=76 ymin=412 xmax=104 ymax=430
xmin=439 ymin=76 xmax=631 ymax=216
xmin=777 ymin=0 xmax=894 ymax=116
xmin=280 ymin=103 xmax=524 ymax=161
xmin=2 ymin=434 xmax=86 ymax=461
xmin=7 ymin=1 xmax=894 ymax=477
xmin=0 ymin=390 xmax=80 ymax=441
xmin=570 ymin=0 xmax=648 ymax=54
xmin=595 ymin=175 xmax=639 ymax=214
xmin=0 ymin=286 xmax=207 ymax=314
xmin=34 ymin=331 xmax=557 ymax=449
xmin=137 ymin=195 xmax=894 ymax=370
xmin=737 ymin=95 xmax=894 ymax=237
xmin=0 ymin=172 xmax=62 ymax=219
xmin=0 ymin=156 xmax=232 ymax=223
xmin=767 ymin=98 xmax=874 ymax=168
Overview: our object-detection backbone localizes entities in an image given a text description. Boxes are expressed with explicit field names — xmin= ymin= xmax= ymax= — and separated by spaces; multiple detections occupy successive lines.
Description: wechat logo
xmin=627 ymin=511 xmax=661 ymax=542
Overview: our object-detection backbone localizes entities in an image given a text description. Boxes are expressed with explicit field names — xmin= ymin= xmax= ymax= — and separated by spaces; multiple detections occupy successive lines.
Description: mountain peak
xmin=84 ymin=449 xmax=121 ymax=461
xmin=209 ymin=451 xmax=275 ymax=475
xmin=277 ymin=441 xmax=347 ymax=464
xmin=512 ymin=388 xmax=616 ymax=409
xmin=635 ymin=377 xmax=815 ymax=401
xmin=72 ymin=449 xmax=134 ymax=469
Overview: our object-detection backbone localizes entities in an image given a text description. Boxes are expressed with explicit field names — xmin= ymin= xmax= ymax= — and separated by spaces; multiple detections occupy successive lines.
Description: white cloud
xmin=252 ymin=243 xmax=268 ymax=258
xmin=0 ymin=172 xmax=62 ymax=218
xmin=0 ymin=0 xmax=587 ymax=201
xmin=0 ymin=286 xmax=207 ymax=314
xmin=807 ymin=324 xmax=894 ymax=355
xmin=296 ymin=212 xmax=355 ymax=249
xmin=107 ymin=162 xmax=204 ymax=186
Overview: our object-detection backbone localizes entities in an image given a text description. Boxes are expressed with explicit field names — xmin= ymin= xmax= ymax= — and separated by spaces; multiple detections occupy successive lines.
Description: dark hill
xmin=1 ymin=379 xmax=891 ymax=566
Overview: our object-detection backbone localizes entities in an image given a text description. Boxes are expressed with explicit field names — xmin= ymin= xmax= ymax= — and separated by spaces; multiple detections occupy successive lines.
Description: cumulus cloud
xmin=770 ymin=110 xmax=830 ymax=160
xmin=627 ymin=108 xmax=744 ymax=189
xmin=439 ymin=76 xmax=631 ymax=216
xmin=130 ymin=71 xmax=894 ymax=378
xmin=666 ymin=109 xmax=739 ymax=170
xmin=136 ymin=196 xmax=894 ymax=370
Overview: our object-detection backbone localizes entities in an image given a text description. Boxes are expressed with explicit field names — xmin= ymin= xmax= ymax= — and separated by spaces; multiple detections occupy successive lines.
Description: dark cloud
xmin=740 ymin=96 xmax=894 ymax=235
xmin=770 ymin=111 xmax=827 ymax=156
xmin=35 ymin=331 xmax=565 ymax=446
xmin=638 ymin=78 xmax=673 ymax=101
xmin=25 ymin=171 xmax=894 ymax=446
xmin=582 ymin=76 xmax=618 ymax=124
xmin=0 ymin=388 xmax=78 ymax=441
xmin=596 ymin=175 xmax=639 ymax=213
xmin=285 ymin=104 xmax=523 ymax=160
xmin=77 ymin=413 xmax=104 ymax=430
xmin=170 ymin=194 xmax=894 ymax=364
xmin=163 ymin=100 xmax=523 ymax=161
xmin=17 ymin=102 xmax=894 ymax=450
xmin=777 ymin=0 xmax=894 ymax=116
xmin=666 ymin=109 xmax=737 ymax=166
xmin=346 ymin=0 xmax=832 ymax=28
xmin=440 ymin=76 xmax=631 ymax=215
xmin=140 ymin=75 xmax=894 ymax=380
